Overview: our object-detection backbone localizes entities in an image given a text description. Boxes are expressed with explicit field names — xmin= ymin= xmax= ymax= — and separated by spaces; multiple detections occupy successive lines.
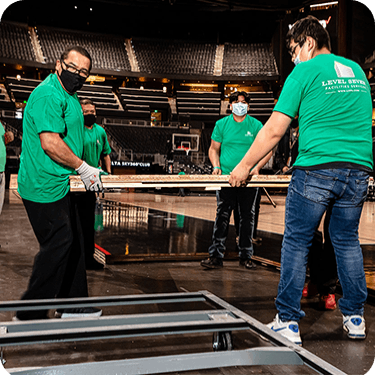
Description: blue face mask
xmin=232 ymin=102 xmax=248 ymax=116
xmin=293 ymin=42 xmax=309 ymax=66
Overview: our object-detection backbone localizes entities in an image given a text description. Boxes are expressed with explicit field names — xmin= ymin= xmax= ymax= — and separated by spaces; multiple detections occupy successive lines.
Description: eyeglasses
xmin=289 ymin=40 xmax=304 ymax=57
xmin=62 ymin=60 xmax=90 ymax=78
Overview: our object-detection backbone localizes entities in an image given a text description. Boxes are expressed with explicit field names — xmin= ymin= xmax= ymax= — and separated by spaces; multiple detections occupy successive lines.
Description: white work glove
xmin=75 ymin=161 xmax=103 ymax=192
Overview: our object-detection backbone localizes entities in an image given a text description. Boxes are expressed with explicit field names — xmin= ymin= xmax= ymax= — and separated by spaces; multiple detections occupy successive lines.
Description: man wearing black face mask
xmin=16 ymin=46 xmax=104 ymax=320
xmin=77 ymin=98 xmax=111 ymax=269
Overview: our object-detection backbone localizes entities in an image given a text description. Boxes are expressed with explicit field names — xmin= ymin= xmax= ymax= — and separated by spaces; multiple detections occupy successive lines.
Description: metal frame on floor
xmin=0 ymin=291 xmax=346 ymax=375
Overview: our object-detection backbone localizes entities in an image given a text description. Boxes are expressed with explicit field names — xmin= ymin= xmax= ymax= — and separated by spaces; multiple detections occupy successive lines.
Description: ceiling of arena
xmin=90 ymin=0 xmax=318 ymax=12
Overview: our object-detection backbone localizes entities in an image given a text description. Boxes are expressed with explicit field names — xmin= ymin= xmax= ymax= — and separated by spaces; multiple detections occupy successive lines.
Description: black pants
xmin=208 ymin=187 xmax=258 ymax=260
xmin=75 ymin=191 xmax=96 ymax=265
xmin=234 ymin=187 xmax=262 ymax=239
xmin=17 ymin=193 xmax=88 ymax=320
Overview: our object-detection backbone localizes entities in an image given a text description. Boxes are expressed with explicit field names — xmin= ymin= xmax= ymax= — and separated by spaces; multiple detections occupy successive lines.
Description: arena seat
xmin=5 ymin=77 xmax=41 ymax=104
xmin=118 ymin=87 xmax=171 ymax=121
xmin=0 ymin=22 xmax=35 ymax=62
xmin=176 ymin=91 xmax=221 ymax=122
xmin=77 ymin=84 xmax=125 ymax=116
xmin=36 ymin=26 xmax=132 ymax=72
xmin=222 ymin=43 xmax=279 ymax=77
xmin=132 ymin=38 xmax=216 ymax=76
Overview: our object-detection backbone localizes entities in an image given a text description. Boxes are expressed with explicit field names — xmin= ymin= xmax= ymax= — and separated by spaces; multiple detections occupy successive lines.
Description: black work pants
xmin=75 ymin=191 xmax=96 ymax=265
xmin=208 ymin=187 xmax=258 ymax=260
xmin=17 ymin=193 xmax=88 ymax=320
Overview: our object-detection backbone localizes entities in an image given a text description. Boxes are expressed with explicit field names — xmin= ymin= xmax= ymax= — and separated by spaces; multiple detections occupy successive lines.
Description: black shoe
xmin=239 ymin=259 xmax=257 ymax=269
xmin=201 ymin=257 xmax=223 ymax=269
xmin=55 ymin=307 xmax=102 ymax=319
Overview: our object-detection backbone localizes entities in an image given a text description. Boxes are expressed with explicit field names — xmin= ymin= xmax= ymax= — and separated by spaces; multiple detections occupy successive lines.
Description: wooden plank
xmin=9 ymin=174 xmax=291 ymax=192
xmin=69 ymin=174 xmax=291 ymax=192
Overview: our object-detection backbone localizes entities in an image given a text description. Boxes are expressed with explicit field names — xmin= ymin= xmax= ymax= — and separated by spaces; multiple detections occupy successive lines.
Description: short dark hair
xmin=60 ymin=46 xmax=92 ymax=71
xmin=286 ymin=15 xmax=331 ymax=53
xmin=229 ymin=91 xmax=250 ymax=104
xmin=80 ymin=98 xmax=95 ymax=107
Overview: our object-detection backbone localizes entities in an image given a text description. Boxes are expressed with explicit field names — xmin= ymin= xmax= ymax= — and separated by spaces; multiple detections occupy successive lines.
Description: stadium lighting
xmin=74 ymin=5 xmax=78 ymax=9
xmin=310 ymin=1 xmax=338 ymax=8
xmin=140 ymin=86 xmax=144 ymax=90
xmin=16 ymin=75 xmax=21 ymax=81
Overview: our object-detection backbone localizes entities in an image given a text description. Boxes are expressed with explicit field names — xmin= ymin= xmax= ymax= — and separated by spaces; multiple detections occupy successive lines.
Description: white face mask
xmin=293 ymin=41 xmax=313 ymax=66
xmin=232 ymin=102 xmax=248 ymax=116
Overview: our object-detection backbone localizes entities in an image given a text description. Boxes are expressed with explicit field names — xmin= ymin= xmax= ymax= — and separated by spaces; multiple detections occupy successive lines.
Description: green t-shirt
xmin=0 ymin=124 xmax=5 ymax=172
xmin=274 ymin=53 xmax=373 ymax=170
xmin=82 ymin=123 xmax=112 ymax=168
xmin=211 ymin=114 xmax=263 ymax=175
xmin=18 ymin=73 xmax=84 ymax=203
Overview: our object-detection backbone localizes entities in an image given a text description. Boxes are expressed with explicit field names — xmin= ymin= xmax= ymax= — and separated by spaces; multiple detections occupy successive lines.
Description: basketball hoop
xmin=184 ymin=148 xmax=190 ymax=156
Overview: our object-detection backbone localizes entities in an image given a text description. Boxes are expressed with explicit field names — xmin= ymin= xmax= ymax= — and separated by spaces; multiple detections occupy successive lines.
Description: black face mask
xmin=84 ymin=114 xmax=96 ymax=126
xmin=58 ymin=67 xmax=86 ymax=94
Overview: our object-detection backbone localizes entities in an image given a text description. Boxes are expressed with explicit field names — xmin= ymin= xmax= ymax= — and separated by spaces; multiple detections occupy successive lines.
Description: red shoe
xmin=302 ymin=282 xmax=318 ymax=298
xmin=319 ymin=294 xmax=337 ymax=310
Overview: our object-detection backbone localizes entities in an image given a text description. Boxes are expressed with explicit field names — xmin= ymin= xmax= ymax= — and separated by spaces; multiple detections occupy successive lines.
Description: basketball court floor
xmin=0 ymin=188 xmax=374 ymax=374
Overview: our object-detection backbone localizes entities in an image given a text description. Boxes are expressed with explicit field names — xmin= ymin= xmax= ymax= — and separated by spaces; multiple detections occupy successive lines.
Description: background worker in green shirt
xmin=201 ymin=91 xmax=271 ymax=270
xmin=78 ymin=98 xmax=111 ymax=270
xmin=229 ymin=16 xmax=372 ymax=345
xmin=16 ymin=46 xmax=104 ymax=320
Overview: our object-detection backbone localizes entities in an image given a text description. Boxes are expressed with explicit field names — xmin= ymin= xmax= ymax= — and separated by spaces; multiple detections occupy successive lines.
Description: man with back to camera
xmin=229 ymin=16 xmax=372 ymax=345
xmin=78 ymin=98 xmax=111 ymax=270
xmin=201 ymin=91 xmax=272 ymax=270
xmin=16 ymin=46 xmax=104 ymax=320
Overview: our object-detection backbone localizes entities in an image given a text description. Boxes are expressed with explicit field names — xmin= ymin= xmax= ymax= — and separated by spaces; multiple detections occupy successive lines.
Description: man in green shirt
xmin=16 ymin=46 xmax=104 ymax=320
xmin=229 ymin=16 xmax=372 ymax=345
xmin=201 ymin=91 xmax=271 ymax=270
xmin=78 ymin=98 xmax=111 ymax=270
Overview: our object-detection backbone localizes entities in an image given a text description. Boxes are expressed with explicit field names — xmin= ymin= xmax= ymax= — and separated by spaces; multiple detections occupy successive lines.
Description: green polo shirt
xmin=211 ymin=114 xmax=263 ymax=175
xmin=274 ymin=53 xmax=373 ymax=170
xmin=82 ymin=123 xmax=111 ymax=168
xmin=18 ymin=73 xmax=84 ymax=203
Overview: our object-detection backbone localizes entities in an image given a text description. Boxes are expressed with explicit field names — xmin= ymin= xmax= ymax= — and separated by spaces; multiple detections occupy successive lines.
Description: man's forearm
xmin=104 ymin=155 xmax=111 ymax=173
xmin=208 ymin=148 xmax=220 ymax=168
xmin=40 ymin=133 xmax=82 ymax=170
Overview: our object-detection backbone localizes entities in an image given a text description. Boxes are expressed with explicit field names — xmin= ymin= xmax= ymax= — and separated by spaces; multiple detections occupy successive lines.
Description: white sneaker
xmin=267 ymin=314 xmax=302 ymax=346
xmin=343 ymin=315 xmax=366 ymax=339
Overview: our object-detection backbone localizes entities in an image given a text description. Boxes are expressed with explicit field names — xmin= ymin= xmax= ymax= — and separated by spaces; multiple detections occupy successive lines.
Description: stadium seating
xmin=132 ymin=38 xmax=216 ymax=76
xmin=5 ymin=76 xmax=41 ymax=103
xmin=77 ymin=84 xmax=125 ymax=117
xmin=222 ymin=43 xmax=279 ymax=77
xmin=176 ymin=91 xmax=221 ymax=121
xmin=0 ymin=22 xmax=35 ymax=61
xmin=36 ymin=26 xmax=132 ymax=71
xmin=118 ymin=87 xmax=170 ymax=121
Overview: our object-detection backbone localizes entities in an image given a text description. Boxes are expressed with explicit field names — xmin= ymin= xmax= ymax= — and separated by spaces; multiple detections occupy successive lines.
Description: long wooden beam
xmin=69 ymin=174 xmax=291 ymax=192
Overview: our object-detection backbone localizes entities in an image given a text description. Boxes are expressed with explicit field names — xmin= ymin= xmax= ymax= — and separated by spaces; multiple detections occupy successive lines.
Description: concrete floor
xmin=0 ymin=189 xmax=374 ymax=375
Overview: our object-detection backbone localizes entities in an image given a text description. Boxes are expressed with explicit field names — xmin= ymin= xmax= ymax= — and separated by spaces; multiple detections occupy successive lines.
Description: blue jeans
xmin=208 ymin=187 xmax=258 ymax=260
xmin=276 ymin=168 xmax=368 ymax=321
